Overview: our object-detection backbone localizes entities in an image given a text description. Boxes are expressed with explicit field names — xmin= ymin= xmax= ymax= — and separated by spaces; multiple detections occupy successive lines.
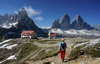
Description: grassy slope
xmin=18 ymin=43 xmax=37 ymax=60
xmin=32 ymin=47 xmax=59 ymax=61
xmin=69 ymin=41 xmax=100 ymax=59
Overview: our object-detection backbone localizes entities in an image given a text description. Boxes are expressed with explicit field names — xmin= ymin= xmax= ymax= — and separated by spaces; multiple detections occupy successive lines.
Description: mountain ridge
xmin=52 ymin=14 xmax=95 ymax=30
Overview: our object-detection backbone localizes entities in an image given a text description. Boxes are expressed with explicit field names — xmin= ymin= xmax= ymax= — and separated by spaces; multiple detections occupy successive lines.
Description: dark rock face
xmin=51 ymin=14 xmax=70 ymax=29
xmin=71 ymin=15 xmax=84 ymax=29
xmin=0 ymin=8 xmax=47 ymax=37
xmin=60 ymin=13 xmax=70 ymax=29
xmin=52 ymin=14 xmax=95 ymax=30
xmin=71 ymin=15 xmax=94 ymax=30
xmin=52 ymin=18 xmax=60 ymax=28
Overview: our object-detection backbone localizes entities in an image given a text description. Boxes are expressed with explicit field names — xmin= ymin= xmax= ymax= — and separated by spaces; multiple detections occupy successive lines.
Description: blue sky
xmin=0 ymin=0 xmax=100 ymax=28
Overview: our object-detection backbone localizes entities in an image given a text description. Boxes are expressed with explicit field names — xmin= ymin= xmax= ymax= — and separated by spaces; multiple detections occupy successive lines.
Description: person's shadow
xmin=63 ymin=58 xmax=75 ymax=62
xmin=63 ymin=57 xmax=77 ymax=63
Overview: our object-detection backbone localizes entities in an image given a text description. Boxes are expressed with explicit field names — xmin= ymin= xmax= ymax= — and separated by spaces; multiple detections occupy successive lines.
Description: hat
xmin=62 ymin=38 xmax=65 ymax=41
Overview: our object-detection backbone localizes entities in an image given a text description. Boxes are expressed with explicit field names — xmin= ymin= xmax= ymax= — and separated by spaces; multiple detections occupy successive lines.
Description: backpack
xmin=61 ymin=43 xmax=65 ymax=51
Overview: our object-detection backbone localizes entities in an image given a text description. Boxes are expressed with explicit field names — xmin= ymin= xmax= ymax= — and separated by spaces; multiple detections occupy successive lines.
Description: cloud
xmin=35 ymin=17 xmax=44 ymax=21
xmin=94 ymin=24 xmax=100 ymax=29
xmin=41 ymin=27 xmax=51 ymax=29
xmin=14 ymin=11 xmax=18 ymax=14
xmin=24 ymin=6 xmax=41 ymax=17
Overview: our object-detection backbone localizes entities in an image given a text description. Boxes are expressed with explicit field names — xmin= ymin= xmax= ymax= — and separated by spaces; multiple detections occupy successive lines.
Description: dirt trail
xmin=34 ymin=42 xmax=59 ymax=47
xmin=35 ymin=41 xmax=74 ymax=64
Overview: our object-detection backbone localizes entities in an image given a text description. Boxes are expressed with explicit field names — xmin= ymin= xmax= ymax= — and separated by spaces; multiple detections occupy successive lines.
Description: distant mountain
xmin=71 ymin=15 xmax=94 ymax=30
xmin=52 ymin=14 xmax=95 ymax=30
xmin=52 ymin=14 xmax=70 ymax=29
xmin=0 ymin=8 xmax=47 ymax=38
xmin=52 ymin=18 xmax=60 ymax=28
xmin=60 ymin=13 xmax=70 ymax=29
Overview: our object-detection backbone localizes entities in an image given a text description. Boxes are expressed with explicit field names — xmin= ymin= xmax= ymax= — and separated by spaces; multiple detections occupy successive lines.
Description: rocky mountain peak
xmin=52 ymin=18 xmax=60 ymax=28
xmin=60 ymin=13 xmax=70 ymax=23
xmin=52 ymin=14 xmax=95 ymax=30
xmin=72 ymin=15 xmax=84 ymax=23
xmin=60 ymin=13 xmax=70 ymax=29
xmin=18 ymin=8 xmax=28 ymax=18
xmin=3 ymin=13 xmax=8 ymax=17
xmin=56 ymin=18 xmax=59 ymax=23
xmin=71 ymin=15 xmax=94 ymax=29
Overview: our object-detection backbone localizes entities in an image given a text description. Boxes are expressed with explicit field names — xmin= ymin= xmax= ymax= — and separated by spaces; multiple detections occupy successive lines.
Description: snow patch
xmin=50 ymin=28 xmax=100 ymax=36
xmin=12 ymin=22 xmax=18 ymax=27
xmin=7 ymin=55 xmax=17 ymax=60
xmin=0 ymin=44 xmax=10 ymax=48
xmin=73 ymin=38 xmax=100 ymax=51
xmin=0 ymin=54 xmax=17 ymax=64
xmin=0 ymin=43 xmax=17 ymax=49
xmin=2 ymin=23 xmax=12 ymax=28
xmin=11 ymin=17 xmax=13 ymax=20
xmin=96 ymin=58 xmax=100 ymax=60
xmin=51 ymin=28 xmax=65 ymax=34
xmin=94 ymin=48 xmax=98 ymax=51
xmin=81 ymin=38 xmax=100 ymax=50
xmin=5 ymin=44 xmax=18 ymax=49
xmin=45 ymin=49 xmax=53 ymax=53
xmin=2 ymin=22 xmax=18 ymax=29
xmin=73 ymin=42 xmax=89 ymax=48
xmin=0 ymin=39 xmax=12 ymax=45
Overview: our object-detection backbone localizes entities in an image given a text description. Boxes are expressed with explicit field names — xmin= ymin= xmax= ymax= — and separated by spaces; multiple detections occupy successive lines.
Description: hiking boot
xmin=62 ymin=59 xmax=64 ymax=62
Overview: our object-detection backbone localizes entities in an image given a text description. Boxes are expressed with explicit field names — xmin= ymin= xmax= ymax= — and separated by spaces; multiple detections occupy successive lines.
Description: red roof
xmin=21 ymin=31 xmax=34 ymax=36
xmin=51 ymin=33 xmax=56 ymax=36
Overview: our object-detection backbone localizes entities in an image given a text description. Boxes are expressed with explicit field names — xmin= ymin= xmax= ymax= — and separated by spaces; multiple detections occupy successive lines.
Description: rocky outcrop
xmin=0 ymin=8 xmax=47 ymax=37
xmin=60 ymin=13 xmax=70 ymax=29
xmin=52 ymin=18 xmax=60 ymax=28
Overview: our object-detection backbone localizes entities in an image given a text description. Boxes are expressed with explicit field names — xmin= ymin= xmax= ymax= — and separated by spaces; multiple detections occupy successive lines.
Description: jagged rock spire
xmin=18 ymin=8 xmax=28 ymax=18
xmin=52 ymin=14 xmax=95 ymax=30
xmin=60 ymin=13 xmax=70 ymax=29
xmin=52 ymin=18 xmax=60 ymax=28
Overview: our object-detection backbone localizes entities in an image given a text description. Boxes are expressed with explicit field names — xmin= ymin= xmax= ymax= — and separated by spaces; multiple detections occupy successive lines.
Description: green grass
xmin=84 ymin=45 xmax=100 ymax=57
xmin=18 ymin=43 xmax=37 ymax=59
xmin=37 ymin=39 xmax=60 ymax=44
xmin=75 ymin=41 xmax=89 ymax=44
xmin=33 ymin=47 xmax=59 ymax=61
xmin=0 ymin=39 xmax=3 ymax=42
xmin=69 ymin=43 xmax=100 ymax=59
xmin=29 ymin=39 xmax=38 ymax=43
xmin=1 ymin=60 xmax=16 ymax=64
xmin=71 ymin=40 xmax=90 ymax=49
xmin=69 ymin=44 xmax=86 ymax=59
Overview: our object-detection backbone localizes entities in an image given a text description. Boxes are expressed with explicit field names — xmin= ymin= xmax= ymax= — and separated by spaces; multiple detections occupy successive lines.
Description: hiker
xmin=58 ymin=38 xmax=67 ymax=62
